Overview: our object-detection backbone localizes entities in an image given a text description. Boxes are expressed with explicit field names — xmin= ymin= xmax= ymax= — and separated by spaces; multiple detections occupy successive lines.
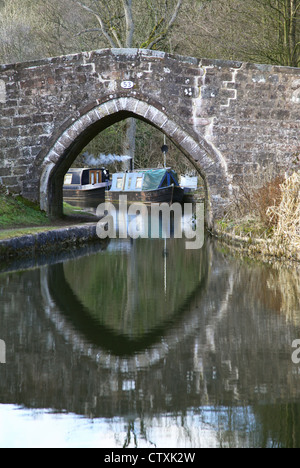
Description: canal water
xmin=0 ymin=220 xmax=300 ymax=447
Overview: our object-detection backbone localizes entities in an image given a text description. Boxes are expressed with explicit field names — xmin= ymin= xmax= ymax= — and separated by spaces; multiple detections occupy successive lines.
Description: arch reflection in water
xmin=48 ymin=237 xmax=208 ymax=356
xmin=2 ymin=237 xmax=300 ymax=447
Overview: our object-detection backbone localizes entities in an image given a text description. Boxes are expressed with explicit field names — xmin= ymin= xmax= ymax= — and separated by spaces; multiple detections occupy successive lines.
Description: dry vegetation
xmin=217 ymin=170 xmax=300 ymax=262
xmin=267 ymin=172 xmax=300 ymax=260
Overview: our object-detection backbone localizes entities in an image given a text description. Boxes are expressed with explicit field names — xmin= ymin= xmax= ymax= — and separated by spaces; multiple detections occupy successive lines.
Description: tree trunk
xmin=122 ymin=118 xmax=136 ymax=170
xmin=280 ymin=0 xmax=299 ymax=66
xmin=122 ymin=0 xmax=134 ymax=48
xmin=122 ymin=0 xmax=136 ymax=167
xmin=289 ymin=0 xmax=299 ymax=66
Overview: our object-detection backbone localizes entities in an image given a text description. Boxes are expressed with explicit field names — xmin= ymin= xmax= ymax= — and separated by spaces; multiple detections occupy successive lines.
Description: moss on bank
xmin=0 ymin=187 xmax=98 ymax=241
xmin=216 ymin=217 xmax=274 ymax=240
xmin=0 ymin=187 xmax=49 ymax=229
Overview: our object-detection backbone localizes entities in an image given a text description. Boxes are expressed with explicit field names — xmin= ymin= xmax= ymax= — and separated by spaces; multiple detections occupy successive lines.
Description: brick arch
xmin=40 ymin=97 xmax=232 ymax=227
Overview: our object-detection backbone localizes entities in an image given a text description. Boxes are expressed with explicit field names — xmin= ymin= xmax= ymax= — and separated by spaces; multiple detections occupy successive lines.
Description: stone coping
xmin=0 ymin=222 xmax=102 ymax=261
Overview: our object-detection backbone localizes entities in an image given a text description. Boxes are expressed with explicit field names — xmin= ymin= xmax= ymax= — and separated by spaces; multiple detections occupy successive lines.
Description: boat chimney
xmin=161 ymin=135 xmax=169 ymax=169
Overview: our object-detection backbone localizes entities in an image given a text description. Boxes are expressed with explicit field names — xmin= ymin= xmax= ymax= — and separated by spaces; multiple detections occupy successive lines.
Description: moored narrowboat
xmin=63 ymin=167 xmax=111 ymax=207
xmin=106 ymin=168 xmax=184 ymax=204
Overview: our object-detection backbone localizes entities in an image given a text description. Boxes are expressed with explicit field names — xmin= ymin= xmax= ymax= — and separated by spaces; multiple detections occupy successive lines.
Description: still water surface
xmin=0 ymin=230 xmax=300 ymax=448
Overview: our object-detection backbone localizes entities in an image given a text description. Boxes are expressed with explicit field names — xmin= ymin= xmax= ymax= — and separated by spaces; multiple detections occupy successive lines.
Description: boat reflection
xmin=47 ymin=237 xmax=208 ymax=355
xmin=1 ymin=235 xmax=300 ymax=447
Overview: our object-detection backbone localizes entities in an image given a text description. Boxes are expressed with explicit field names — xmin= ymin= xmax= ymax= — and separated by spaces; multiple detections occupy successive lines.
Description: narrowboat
xmin=106 ymin=168 xmax=184 ymax=204
xmin=63 ymin=167 xmax=111 ymax=207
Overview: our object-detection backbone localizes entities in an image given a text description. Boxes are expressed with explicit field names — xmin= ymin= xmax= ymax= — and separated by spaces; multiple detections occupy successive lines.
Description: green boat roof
xmin=142 ymin=169 xmax=177 ymax=191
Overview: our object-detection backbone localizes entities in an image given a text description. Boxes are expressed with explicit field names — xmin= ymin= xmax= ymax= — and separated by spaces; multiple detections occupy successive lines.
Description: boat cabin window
xmin=124 ymin=173 xmax=144 ymax=191
xmin=64 ymin=174 xmax=73 ymax=185
xmin=81 ymin=171 xmax=89 ymax=185
xmin=116 ymin=177 xmax=124 ymax=189
xmin=64 ymin=172 xmax=81 ymax=185
xmin=136 ymin=177 xmax=143 ymax=189
xmin=90 ymin=170 xmax=102 ymax=185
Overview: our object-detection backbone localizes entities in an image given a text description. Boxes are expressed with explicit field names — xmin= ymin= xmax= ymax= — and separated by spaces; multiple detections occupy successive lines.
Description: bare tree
xmin=73 ymin=0 xmax=184 ymax=164
xmin=0 ymin=0 xmax=91 ymax=63
xmin=0 ymin=0 xmax=37 ymax=63
xmin=260 ymin=0 xmax=300 ymax=67
xmin=74 ymin=0 xmax=183 ymax=50
xmin=174 ymin=0 xmax=299 ymax=67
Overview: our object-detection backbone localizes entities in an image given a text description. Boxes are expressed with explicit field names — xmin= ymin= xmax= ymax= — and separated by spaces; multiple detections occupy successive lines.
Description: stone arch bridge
xmin=0 ymin=48 xmax=299 ymax=226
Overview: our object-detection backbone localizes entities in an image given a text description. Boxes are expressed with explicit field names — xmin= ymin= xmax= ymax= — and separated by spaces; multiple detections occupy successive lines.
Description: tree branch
xmin=122 ymin=0 xmax=134 ymax=48
xmin=145 ymin=0 xmax=183 ymax=49
xmin=110 ymin=28 xmax=123 ymax=48
xmin=75 ymin=28 xmax=102 ymax=37
xmin=75 ymin=0 xmax=118 ymax=48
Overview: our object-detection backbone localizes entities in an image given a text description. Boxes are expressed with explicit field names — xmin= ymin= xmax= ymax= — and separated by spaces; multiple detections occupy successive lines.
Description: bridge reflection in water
xmin=1 ymin=235 xmax=300 ymax=447
xmin=49 ymin=237 xmax=207 ymax=356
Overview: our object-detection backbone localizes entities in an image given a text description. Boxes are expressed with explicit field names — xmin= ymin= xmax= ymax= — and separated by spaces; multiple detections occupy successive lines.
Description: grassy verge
xmin=216 ymin=216 xmax=274 ymax=241
xmin=0 ymin=226 xmax=61 ymax=241
xmin=0 ymin=188 xmax=49 ymax=229
xmin=62 ymin=202 xmax=92 ymax=217
xmin=0 ymin=187 xmax=98 ymax=240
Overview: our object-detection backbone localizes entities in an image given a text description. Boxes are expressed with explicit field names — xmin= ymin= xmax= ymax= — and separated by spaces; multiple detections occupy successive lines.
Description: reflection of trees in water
xmin=47 ymin=238 xmax=209 ymax=356
xmin=62 ymin=238 xmax=206 ymax=338
xmin=37 ymin=242 xmax=300 ymax=448
xmin=1 ymin=239 xmax=300 ymax=446
xmin=266 ymin=266 xmax=300 ymax=325
xmin=123 ymin=420 xmax=138 ymax=449
xmin=254 ymin=403 xmax=300 ymax=449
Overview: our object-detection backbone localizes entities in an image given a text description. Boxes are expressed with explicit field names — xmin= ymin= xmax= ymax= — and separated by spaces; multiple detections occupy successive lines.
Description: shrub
xmin=267 ymin=172 xmax=300 ymax=260
xmin=253 ymin=176 xmax=284 ymax=227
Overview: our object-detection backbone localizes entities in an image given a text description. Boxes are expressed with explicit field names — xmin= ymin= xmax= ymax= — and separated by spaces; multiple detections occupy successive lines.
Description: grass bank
xmin=0 ymin=187 xmax=98 ymax=240
xmin=0 ymin=187 xmax=49 ymax=229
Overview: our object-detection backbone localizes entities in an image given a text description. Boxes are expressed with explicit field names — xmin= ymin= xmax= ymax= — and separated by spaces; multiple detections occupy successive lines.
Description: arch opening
xmin=40 ymin=97 xmax=231 ymax=228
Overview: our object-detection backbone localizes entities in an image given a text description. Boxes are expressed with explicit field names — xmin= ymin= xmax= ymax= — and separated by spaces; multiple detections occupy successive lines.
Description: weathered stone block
xmin=13 ymin=116 xmax=33 ymax=126
xmin=1 ymin=176 xmax=20 ymax=186
xmin=0 ymin=79 xmax=6 ymax=104
xmin=0 ymin=167 xmax=12 ymax=177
